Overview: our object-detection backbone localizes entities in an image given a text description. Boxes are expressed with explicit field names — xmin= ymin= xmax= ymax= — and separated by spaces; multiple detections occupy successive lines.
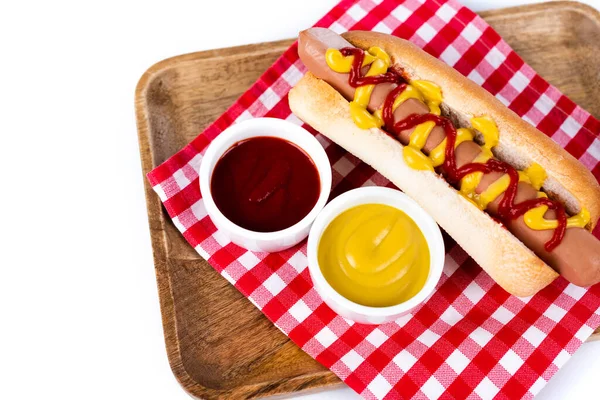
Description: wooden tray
xmin=135 ymin=2 xmax=600 ymax=399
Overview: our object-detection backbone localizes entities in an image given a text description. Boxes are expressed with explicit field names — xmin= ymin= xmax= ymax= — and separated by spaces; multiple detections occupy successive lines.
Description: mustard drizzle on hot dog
xmin=325 ymin=47 xmax=589 ymax=237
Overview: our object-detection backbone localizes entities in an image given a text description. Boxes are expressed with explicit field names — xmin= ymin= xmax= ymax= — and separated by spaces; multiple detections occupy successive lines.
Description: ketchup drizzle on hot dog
xmin=343 ymin=46 xmax=567 ymax=252
xmin=454 ymin=160 xmax=567 ymax=251
xmin=341 ymin=48 xmax=403 ymax=87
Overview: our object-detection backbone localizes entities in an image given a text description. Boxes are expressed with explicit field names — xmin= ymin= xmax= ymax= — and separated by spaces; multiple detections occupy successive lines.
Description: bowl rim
xmin=199 ymin=117 xmax=332 ymax=241
xmin=307 ymin=186 xmax=445 ymax=318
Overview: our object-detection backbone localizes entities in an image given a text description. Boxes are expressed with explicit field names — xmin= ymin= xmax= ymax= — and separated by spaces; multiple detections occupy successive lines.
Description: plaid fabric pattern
xmin=147 ymin=0 xmax=600 ymax=398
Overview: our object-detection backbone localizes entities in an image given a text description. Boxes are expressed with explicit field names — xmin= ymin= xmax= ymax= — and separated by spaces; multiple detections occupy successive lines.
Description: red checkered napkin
xmin=147 ymin=0 xmax=600 ymax=398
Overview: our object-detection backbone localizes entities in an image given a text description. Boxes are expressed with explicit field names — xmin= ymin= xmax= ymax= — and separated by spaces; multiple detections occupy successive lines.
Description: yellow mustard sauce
xmin=524 ymin=193 xmax=591 ymax=230
xmin=325 ymin=46 xmax=590 ymax=232
xmin=318 ymin=204 xmax=430 ymax=307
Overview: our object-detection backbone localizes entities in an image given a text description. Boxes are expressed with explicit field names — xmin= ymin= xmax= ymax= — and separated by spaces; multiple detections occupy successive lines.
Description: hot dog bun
xmin=289 ymin=31 xmax=600 ymax=296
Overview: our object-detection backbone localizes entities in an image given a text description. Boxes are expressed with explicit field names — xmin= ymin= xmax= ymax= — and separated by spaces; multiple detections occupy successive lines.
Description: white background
xmin=1 ymin=0 xmax=600 ymax=399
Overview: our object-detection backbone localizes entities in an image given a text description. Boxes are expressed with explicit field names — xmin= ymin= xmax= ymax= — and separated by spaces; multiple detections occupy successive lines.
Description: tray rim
xmin=134 ymin=1 xmax=600 ymax=398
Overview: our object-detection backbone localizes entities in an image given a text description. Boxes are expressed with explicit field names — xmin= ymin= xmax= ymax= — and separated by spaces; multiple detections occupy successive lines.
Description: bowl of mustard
xmin=307 ymin=187 xmax=445 ymax=324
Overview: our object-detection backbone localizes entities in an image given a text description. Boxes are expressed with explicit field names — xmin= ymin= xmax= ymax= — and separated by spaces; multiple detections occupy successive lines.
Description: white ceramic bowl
xmin=307 ymin=187 xmax=445 ymax=324
xmin=199 ymin=117 xmax=332 ymax=253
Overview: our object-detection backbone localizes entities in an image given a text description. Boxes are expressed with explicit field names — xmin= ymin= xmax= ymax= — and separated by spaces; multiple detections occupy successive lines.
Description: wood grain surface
xmin=135 ymin=2 xmax=600 ymax=399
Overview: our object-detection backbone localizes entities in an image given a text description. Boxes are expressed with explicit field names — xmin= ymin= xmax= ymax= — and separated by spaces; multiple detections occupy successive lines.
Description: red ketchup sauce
xmin=210 ymin=136 xmax=321 ymax=233
xmin=343 ymin=46 xmax=567 ymax=251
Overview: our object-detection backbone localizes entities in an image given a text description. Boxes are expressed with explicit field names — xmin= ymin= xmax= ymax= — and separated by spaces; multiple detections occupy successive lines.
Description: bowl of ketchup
xmin=199 ymin=118 xmax=332 ymax=252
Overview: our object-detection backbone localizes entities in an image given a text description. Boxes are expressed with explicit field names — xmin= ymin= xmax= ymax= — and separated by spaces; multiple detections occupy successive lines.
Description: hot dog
xmin=289 ymin=28 xmax=600 ymax=296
